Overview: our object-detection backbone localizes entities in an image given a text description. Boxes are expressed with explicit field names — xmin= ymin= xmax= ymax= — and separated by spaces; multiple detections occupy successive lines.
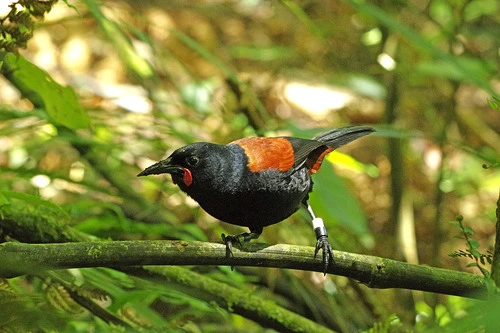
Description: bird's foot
xmin=308 ymin=213 xmax=334 ymax=275
xmin=221 ymin=232 xmax=258 ymax=272
xmin=221 ymin=233 xmax=242 ymax=258
xmin=314 ymin=235 xmax=334 ymax=275
xmin=221 ymin=231 xmax=261 ymax=258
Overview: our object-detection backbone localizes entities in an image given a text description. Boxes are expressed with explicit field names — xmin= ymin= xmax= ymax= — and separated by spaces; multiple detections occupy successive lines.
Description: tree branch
xmin=0 ymin=208 xmax=337 ymax=333
xmin=137 ymin=265 xmax=334 ymax=333
xmin=0 ymin=240 xmax=486 ymax=299
xmin=0 ymin=193 xmax=490 ymax=332
xmin=491 ymin=189 xmax=500 ymax=285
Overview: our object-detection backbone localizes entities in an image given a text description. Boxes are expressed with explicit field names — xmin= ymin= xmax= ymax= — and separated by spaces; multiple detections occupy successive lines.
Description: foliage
xmin=0 ymin=0 xmax=499 ymax=332
xmin=1 ymin=53 xmax=90 ymax=129
xmin=0 ymin=0 xmax=59 ymax=52
xmin=449 ymin=215 xmax=492 ymax=278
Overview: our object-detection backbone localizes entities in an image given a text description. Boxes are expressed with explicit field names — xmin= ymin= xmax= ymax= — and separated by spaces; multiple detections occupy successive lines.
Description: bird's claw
xmin=221 ymin=233 xmax=242 ymax=258
xmin=314 ymin=235 xmax=334 ymax=275
xmin=221 ymin=233 xmax=243 ymax=271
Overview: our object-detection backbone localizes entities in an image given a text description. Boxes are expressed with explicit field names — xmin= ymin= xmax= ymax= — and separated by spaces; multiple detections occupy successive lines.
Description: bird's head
xmin=137 ymin=142 xmax=219 ymax=190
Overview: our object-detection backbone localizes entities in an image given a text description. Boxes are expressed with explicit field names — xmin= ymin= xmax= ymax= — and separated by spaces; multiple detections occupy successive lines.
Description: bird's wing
xmin=231 ymin=137 xmax=295 ymax=173
xmin=286 ymin=126 xmax=374 ymax=174
xmin=232 ymin=136 xmax=336 ymax=175
xmin=284 ymin=137 xmax=329 ymax=174
xmin=232 ymin=126 xmax=374 ymax=175
xmin=313 ymin=126 xmax=374 ymax=149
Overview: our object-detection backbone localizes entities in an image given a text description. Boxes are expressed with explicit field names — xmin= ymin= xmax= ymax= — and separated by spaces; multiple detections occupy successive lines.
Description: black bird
xmin=138 ymin=126 xmax=374 ymax=273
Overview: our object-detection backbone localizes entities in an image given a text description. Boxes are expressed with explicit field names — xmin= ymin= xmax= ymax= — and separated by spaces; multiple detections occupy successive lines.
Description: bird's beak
xmin=137 ymin=157 xmax=183 ymax=177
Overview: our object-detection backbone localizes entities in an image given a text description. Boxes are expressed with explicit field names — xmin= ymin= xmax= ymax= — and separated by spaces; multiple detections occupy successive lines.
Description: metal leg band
xmin=314 ymin=226 xmax=328 ymax=239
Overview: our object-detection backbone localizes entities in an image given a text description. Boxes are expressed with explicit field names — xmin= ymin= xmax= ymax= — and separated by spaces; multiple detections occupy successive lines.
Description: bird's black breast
xmin=183 ymin=144 xmax=312 ymax=229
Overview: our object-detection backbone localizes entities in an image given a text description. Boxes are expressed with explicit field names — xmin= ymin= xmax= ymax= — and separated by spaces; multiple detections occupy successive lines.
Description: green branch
xmin=0 ymin=240 xmax=486 ymax=299
xmin=142 ymin=265 xmax=333 ymax=333
xmin=491 ymin=190 xmax=500 ymax=285
xmin=0 ymin=200 xmax=336 ymax=332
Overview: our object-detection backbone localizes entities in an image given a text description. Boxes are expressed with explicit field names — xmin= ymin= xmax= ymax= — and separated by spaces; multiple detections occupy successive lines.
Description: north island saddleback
xmin=138 ymin=126 xmax=374 ymax=274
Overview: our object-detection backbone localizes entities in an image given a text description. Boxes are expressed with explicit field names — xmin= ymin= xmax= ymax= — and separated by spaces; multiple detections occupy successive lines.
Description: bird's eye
xmin=185 ymin=156 xmax=200 ymax=167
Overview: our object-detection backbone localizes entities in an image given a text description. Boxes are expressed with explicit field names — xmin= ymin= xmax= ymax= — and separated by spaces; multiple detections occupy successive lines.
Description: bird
xmin=138 ymin=126 xmax=374 ymax=274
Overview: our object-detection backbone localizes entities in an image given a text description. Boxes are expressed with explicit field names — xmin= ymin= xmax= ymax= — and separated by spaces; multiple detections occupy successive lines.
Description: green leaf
xmin=469 ymin=248 xmax=481 ymax=259
xmin=0 ymin=108 xmax=34 ymax=120
xmin=171 ymin=29 xmax=238 ymax=83
xmin=487 ymin=97 xmax=500 ymax=110
xmin=0 ymin=193 xmax=10 ymax=207
xmin=462 ymin=226 xmax=475 ymax=235
xmin=2 ymin=53 xmax=90 ymax=130
xmin=230 ymin=45 xmax=296 ymax=61
xmin=0 ymin=190 xmax=68 ymax=217
xmin=282 ymin=0 xmax=324 ymax=38
xmin=84 ymin=0 xmax=153 ymax=79
xmin=326 ymin=151 xmax=380 ymax=178
xmin=61 ymin=0 xmax=81 ymax=15
xmin=467 ymin=239 xmax=480 ymax=249
xmin=308 ymin=161 xmax=370 ymax=240
xmin=343 ymin=0 xmax=499 ymax=99
xmin=0 ymin=191 xmax=71 ymax=233
xmin=417 ymin=57 xmax=494 ymax=84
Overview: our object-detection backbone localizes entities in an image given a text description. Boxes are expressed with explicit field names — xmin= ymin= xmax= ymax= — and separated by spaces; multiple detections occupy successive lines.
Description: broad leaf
xmin=2 ymin=53 xmax=90 ymax=130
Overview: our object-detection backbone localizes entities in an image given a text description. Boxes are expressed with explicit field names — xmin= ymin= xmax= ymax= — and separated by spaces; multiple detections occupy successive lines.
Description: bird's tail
xmin=313 ymin=126 xmax=375 ymax=149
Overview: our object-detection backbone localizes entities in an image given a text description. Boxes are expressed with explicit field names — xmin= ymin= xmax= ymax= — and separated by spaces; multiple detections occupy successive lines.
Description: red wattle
xmin=182 ymin=168 xmax=193 ymax=186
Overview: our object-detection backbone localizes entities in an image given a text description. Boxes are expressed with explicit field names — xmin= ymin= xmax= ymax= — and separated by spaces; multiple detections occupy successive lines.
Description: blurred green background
xmin=1 ymin=0 xmax=499 ymax=332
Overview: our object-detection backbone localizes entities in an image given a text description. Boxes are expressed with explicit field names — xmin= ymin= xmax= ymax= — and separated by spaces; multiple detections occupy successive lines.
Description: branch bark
xmin=0 ymin=240 xmax=486 ymax=299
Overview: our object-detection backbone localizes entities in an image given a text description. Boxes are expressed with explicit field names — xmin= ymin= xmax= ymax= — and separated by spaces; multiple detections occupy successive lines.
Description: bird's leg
xmin=305 ymin=203 xmax=334 ymax=275
xmin=221 ymin=227 xmax=262 ymax=258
